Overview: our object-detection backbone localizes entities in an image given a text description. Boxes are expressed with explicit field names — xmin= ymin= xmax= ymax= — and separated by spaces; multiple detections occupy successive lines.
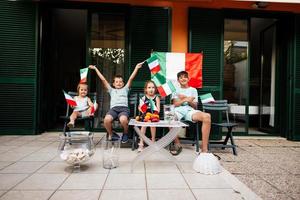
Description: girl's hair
xmin=143 ymin=80 xmax=157 ymax=94
xmin=77 ymin=83 xmax=89 ymax=92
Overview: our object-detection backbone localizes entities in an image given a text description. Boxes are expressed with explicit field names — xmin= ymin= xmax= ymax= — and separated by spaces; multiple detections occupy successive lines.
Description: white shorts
xmin=175 ymin=106 xmax=201 ymax=122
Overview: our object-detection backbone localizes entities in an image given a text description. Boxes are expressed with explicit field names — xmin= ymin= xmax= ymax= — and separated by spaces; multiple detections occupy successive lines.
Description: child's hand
xmin=178 ymin=94 xmax=187 ymax=100
xmin=88 ymin=65 xmax=97 ymax=70
xmin=135 ymin=62 xmax=144 ymax=69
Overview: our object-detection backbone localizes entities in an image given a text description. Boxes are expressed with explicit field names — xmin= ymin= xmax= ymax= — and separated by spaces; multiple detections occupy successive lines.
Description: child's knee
xmin=104 ymin=115 xmax=113 ymax=123
xmin=202 ymin=113 xmax=211 ymax=123
xmin=119 ymin=116 xmax=128 ymax=124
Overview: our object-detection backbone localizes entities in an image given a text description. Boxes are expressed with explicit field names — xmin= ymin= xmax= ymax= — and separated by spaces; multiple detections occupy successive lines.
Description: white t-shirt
xmin=171 ymin=87 xmax=198 ymax=106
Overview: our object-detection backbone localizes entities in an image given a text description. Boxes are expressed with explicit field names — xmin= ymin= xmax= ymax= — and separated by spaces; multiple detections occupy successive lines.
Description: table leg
xmin=131 ymin=126 xmax=183 ymax=172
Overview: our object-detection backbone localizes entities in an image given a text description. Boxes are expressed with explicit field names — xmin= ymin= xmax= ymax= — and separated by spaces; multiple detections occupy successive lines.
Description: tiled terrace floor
xmin=0 ymin=132 xmax=297 ymax=200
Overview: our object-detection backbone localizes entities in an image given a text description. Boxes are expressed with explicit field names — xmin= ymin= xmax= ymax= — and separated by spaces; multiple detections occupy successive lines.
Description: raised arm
xmin=89 ymin=65 xmax=110 ymax=90
xmin=125 ymin=62 xmax=143 ymax=88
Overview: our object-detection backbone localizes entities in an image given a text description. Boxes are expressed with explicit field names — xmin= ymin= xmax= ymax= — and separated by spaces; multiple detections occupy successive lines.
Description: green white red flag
xmin=80 ymin=67 xmax=89 ymax=83
xmin=149 ymin=98 xmax=158 ymax=112
xmin=146 ymin=55 xmax=160 ymax=74
xmin=200 ymin=93 xmax=215 ymax=103
xmin=157 ymin=81 xmax=176 ymax=97
xmin=139 ymin=98 xmax=148 ymax=113
xmin=151 ymin=52 xmax=203 ymax=88
xmin=63 ymin=90 xmax=77 ymax=106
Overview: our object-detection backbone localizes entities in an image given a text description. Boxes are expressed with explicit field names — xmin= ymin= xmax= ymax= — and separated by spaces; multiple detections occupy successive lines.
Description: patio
xmin=0 ymin=133 xmax=298 ymax=200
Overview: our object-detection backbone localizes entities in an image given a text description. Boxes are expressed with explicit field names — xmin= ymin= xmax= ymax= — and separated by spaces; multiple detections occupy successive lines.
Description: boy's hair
xmin=113 ymin=74 xmax=124 ymax=83
xmin=177 ymin=71 xmax=189 ymax=79
xmin=143 ymin=80 xmax=157 ymax=94
xmin=77 ymin=82 xmax=88 ymax=92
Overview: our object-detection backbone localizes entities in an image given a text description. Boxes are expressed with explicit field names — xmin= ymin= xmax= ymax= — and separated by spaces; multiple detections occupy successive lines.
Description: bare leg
xmin=192 ymin=111 xmax=211 ymax=152
xmin=104 ymin=115 xmax=114 ymax=136
xmin=69 ymin=111 xmax=79 ymax=124
xmin=119 ymin=115 xmax=129 ymax=134
xmin=150 ymin=127 xmax=156 ymax=142
xmin=139 ymin=126 xmax=146 ymax=145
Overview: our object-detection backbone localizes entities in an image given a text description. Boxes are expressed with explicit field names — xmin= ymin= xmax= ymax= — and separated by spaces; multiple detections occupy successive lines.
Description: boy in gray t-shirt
xmin=89 ymin=63 xmax=143 ymax=143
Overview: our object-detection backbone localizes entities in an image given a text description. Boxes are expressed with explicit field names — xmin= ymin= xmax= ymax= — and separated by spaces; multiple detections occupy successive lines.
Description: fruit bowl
xmin=58 ymin=131 xmax=95 ymax=170
xmin=135 ymin=112 xmax=160 ymax=122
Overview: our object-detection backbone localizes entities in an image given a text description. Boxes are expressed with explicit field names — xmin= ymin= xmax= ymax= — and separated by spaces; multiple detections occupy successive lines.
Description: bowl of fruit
xmin=135 ymin=111 xmax=160 ymax=122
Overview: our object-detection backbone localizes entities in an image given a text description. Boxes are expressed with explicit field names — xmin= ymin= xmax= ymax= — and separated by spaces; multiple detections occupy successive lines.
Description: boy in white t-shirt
xmin=171 ymin=71 xmax=211 ymax=155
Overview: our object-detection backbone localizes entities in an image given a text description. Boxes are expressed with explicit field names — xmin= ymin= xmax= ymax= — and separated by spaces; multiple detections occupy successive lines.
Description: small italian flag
xmin=149 ymin=98 xmax=158 ymax=112
xmin=200 ymin=93 xmax=215 ymax=103
xmin=139 ymin=98 xmax=148 ymax=113
xmin=80 ymin=67 xmax=89 ymax=83
xmin=63 ymin=90 xmax=77 ymax=106
xmin=90 ymin=100 xmax=98 ymax=115
xmin=151 ymin=52 xmax=203 ymax=88
xmin=157 ymin=81 xmax=176 ymax=97
xmin=146 ymin=55 xmax=160 ymax=74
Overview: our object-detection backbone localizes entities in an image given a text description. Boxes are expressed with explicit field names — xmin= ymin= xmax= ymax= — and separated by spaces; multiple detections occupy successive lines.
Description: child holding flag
xmin=171 ymin=71 xmax=211 ymax=155
xmin=89 ymin=62 xmax=143 ymax=142
xmin=67 ymin=83 xmax=95 ymax=128
xmin=137 ymin=80 xmax=160 ymax=152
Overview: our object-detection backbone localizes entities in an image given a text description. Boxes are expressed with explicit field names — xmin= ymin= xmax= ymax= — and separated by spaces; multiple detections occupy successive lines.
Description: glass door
xmin=259 ymin=24 xmax=276 ymax=132
xmin=89 ymin=12 xmax=125 ymax=128
xmin=224 ymin=19 xmax=249 ymax=133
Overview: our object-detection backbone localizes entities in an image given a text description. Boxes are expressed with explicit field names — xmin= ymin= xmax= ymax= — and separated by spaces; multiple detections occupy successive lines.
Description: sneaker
xmin=121 ymin=134 xmax=129 ymax=143
xmin=111 ymin=132 xmax=120 ymax=141
xmin=137 ymin=143 xmax=144 ymax=152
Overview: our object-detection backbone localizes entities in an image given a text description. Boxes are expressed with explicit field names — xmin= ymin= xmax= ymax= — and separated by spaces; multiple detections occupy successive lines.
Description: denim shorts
xmin=106 ymin=106 xmax=130 ymax=120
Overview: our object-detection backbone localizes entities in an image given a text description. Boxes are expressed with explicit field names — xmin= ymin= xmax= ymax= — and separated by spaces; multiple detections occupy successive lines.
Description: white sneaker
xmin=137 ymin=144 xmax=144 ymax=153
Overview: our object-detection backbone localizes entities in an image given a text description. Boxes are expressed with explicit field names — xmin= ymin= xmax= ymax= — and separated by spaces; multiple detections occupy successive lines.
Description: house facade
xmin=0 ymin=0 xmax=299 ymax=140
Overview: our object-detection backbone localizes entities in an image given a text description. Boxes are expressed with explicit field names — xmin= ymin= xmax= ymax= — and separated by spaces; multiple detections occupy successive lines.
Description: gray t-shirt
xmin=107 ymin=85 xmax=129 ymax=108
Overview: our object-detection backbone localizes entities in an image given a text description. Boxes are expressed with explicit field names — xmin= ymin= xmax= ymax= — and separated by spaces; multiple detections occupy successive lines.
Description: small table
xmin=129 ymin=119 xmax=188 ymax=172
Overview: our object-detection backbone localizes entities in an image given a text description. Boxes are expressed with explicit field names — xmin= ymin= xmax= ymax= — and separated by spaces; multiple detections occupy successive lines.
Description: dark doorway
xmin=40 ymin=8 xmax=87 ymax=131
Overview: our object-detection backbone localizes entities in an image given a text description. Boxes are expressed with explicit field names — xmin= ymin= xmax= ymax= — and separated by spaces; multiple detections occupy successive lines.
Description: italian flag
xmin=200 ymin=93 xmax=215 ymax=103
xmin=157 ymin=81 xmax=176 ymax=97
xmin=80 ymin=67 xmax=89 ymax=83
xmin=90 ymin=100 xmax=98 ymax=115
xmin=151 ymin=52 xmax=203 ymax=88
xmin=139 ymin=98 xmax=148 ymax=113
xmin=63 ymin=90 xmax=77 ymax=106
xmin=149 ymin=98 xmax=158 ymax=112
xmin=146 ymin=55 xmax=160 ymax=74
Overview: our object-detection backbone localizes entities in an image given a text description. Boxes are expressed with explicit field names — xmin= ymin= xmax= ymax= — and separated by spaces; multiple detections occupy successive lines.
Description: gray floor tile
xmin=21 ymin=152 xmax=57 ymax=162
xmin=183 ymin=173 xmax=231 ymax=189
xmin=37 ymin=162 xmax=73 ymax=174
xmin=100 ymin=189 xmax=147 ymax=200
xmin=0 ymin=162 xmax=46 ymax=174
xmin=147 ymin=174 xmax=188 ymax=189
xmin=0 ymin=162 xmax=13 ymax=170
xmin=192 ymin=189 xmax=243 ymax=200
xmin=59 ymin=174 xmax=107 ymax=189
xmin=0 ymin=190 xmax=53 ymax=200
xmin=148 ymin=189 xmax=195 ymax=200
xmin=14 ymin=174 xmax=68 ymax=190
xmin=50 ymin=190 xmax=100 ymax=200
xmin=104 ymin=174 xmax=145 ymax=189
xmin=0 ymin=174 xmax=29 ymax=190
xmin=145 ymin=161 xmax=180 ymax=174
